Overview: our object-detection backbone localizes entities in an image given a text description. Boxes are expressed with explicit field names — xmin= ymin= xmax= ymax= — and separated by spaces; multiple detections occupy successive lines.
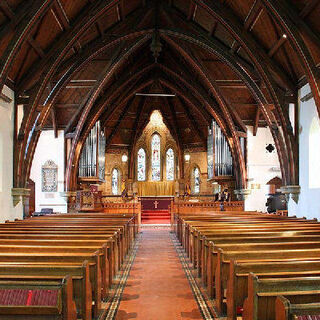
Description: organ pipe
xmin=78 ymin=121 xmax=105 ymax=180
xmin=212 ymin=120 xmax=233 ymax=176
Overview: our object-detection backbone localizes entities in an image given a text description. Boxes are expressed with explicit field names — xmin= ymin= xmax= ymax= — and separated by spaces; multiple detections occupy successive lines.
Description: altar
xmin=139 ymin=196 xmax=174 ymax=211
xmin=139 ymin=196 xmax=174 ymax=223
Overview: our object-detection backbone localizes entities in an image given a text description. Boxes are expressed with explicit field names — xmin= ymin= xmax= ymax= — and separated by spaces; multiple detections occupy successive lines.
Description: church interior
xmin=0 ymin=0 xmax=320 ymax=319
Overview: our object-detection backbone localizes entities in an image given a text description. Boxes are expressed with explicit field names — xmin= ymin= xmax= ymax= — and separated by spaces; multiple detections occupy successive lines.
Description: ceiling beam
xmin=191 ymin=0 xmax=296 ymax=92
xmin=187 ymin=2 xmax=197 ymax=20
xmin=16 ymin=0 xmax=121 ymax=92
xmin=158 ymin=83 xmax=185 ymax=153
xmin=105 ymin=95 xmax=135 ymax=148
xmin=51 ymin=107 xmax=58 ymax=138
xmin=208 ymin=20 xmax=218 ymax=36
xmin=64 ymin=43 xmax=124 ymax=134
xmin=0 ymin=0 xmax=15 ymax=22
xmin=0 ymin=0 xmax=55 ymax=93
xmin=17 ymin=3 xmax=147 ymax=93
xmin=266 ymin=0 xmax=320 ymax=47
xmin=268 ymin=35 xmax=287 ymax=57
xmin=244 ymin=0 xmax=263 ymax=31
xmin=253 ymin=107 xmax=260 ymax=136
xmin=51 ymin=0 xmax=70 ymax=31
xmin=229 ymin=105 xmax=247 ymax=132
xmin=176 ymin=96 xmax=207 ymax=146
xmin=261 ymin=0 xmax=320 ymax=118
xmin=299 ymin=0 xmax=320 ymax=19
xmin=162 ymin=5 xmax=258 ymax=79
xmin=28 ymin=37 xmax=45 ymax=58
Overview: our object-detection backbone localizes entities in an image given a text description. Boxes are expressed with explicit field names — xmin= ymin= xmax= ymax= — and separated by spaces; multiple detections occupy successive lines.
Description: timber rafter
xmin=3 ymin=0 xmax=317 ymax=191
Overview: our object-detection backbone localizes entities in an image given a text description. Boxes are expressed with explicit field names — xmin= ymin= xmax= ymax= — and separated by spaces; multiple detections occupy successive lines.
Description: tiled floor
xmin=114 ymin=228 xmax=205 ymax=320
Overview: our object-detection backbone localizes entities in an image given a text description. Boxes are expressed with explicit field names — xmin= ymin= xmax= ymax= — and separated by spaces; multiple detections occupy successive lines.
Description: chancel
xmin=0 ymin=0 xmax=320 ymax=319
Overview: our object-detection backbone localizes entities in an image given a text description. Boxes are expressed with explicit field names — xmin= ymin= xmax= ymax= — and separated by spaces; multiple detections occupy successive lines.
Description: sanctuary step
xmin=141 ymin=210 xmax=170 ymax=223
xmin=140 ymin=196 xmax=173 ymax=224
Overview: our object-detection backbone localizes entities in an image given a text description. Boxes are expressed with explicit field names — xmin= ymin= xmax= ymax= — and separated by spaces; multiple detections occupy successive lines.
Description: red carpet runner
xmin=141 ymin=210 xmax=171 ymax=224
xmin=104 ymin=228 xmax=214 ymax=320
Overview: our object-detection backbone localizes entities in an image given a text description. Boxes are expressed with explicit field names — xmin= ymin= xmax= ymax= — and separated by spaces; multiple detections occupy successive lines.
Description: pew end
xmin=276 ymin=296 xmax=320 ymax=320
xmin=0 ymin=276 xmax=77 ymax=320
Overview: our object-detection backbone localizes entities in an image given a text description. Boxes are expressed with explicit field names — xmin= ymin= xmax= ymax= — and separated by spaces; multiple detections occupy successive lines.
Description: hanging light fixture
xmin=122 ymin=154 xmax=128 ymax=163
xmin=184 ymin=153 xmax=191 ymax=162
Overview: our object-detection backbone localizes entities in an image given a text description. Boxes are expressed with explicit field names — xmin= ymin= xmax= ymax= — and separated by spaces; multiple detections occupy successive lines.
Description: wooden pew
xmin=0 ymin=213 xmax=136 ymax=319
xmin=0 ymin=262 xmax=91 ymax=320
xmin=227 ymin=260 xmax=320 ymax=320
xmin=202 ymin=229 xmax=320 ymax=287
xmin=215 ymin=248 xmax=320 ymax=315
xmin=174 ymin=211 xmax=320 ymax=320
xmin=243 ymin=274 xmax=320 ymax=320
xmin=0 ymin=250 xmax=101 ymax=318
xmin=0 ymin=276 xmax=77 ymax=320
xmin=275 ymin=296 xmax=320 ymax=320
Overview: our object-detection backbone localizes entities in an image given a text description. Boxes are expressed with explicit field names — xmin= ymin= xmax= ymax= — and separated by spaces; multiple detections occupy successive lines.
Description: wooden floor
xmin=107 ymin=228 xmax=210 ymax=320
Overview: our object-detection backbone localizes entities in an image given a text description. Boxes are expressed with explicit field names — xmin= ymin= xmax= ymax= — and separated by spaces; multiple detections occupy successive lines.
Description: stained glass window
xmin=137 ymin=148 xmax=146 ymax=181
xmin=194 ymin=167 xmax=200 ymax=194
xmin=112 ymin=168 xmax=119 ymax=195
xmin=166 ymin=148 xmax=174 ymax=180
xmin=151 ymin=134 xmax=161 ymax=181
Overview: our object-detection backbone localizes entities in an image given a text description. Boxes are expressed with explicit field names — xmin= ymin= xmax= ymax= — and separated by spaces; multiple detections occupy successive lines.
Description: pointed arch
xmin=137 ymin=148 xmax=146 ymax=181
xmin=166 ymin=148 xmax=175 ymax=181
xmin=111 ymin=168 xmax=120 ymax=195
xmin=151 ymin=133 xmax=161 ymax=181
xmin=193 ymin=166 xmax=201 ymax=194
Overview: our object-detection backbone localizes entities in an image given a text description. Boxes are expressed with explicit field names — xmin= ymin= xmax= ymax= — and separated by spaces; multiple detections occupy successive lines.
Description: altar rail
xmin=170 ymin=200 xmax=245 ymax=215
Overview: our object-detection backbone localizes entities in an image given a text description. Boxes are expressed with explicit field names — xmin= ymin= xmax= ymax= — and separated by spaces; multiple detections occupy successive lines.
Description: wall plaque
xmin=42 ymin=160 xmax=58 ymax=192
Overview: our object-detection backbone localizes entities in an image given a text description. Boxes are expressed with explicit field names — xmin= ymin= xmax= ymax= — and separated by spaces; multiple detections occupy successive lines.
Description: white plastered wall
xmin=0 ymin=85 xmax=23 ymax=222
xmin=245 ymin=126 xmax=282 ymax=212
xmin=288 ymin=84 xmax=320 ymax=219
xmin=30 ymin=130 xmax=67 ymax=213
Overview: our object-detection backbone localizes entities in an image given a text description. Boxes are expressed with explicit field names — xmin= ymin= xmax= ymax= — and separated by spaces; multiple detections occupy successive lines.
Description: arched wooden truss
xmin=0 ymin=0 xmax=319 ymax=191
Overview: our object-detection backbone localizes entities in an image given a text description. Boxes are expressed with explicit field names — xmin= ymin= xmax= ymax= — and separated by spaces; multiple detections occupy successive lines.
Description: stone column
xmin=60 ymin=191 xmax=77 ymax=213
xmin=280 ymin=185 xmax=301 ymax=204
xmin=234 ymin=189 xmax=251 ymax=201
xmin=11 ymin=188 xmax=30 ymax=207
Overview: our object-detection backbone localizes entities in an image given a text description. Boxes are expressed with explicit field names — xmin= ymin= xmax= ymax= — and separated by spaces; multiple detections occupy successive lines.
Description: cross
xmin=154 ymin=200 xmax=159 ymax=209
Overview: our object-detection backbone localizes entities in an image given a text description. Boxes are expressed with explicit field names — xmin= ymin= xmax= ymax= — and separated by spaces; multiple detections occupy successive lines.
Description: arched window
xmin=137 ymin=148 xmax=146 ymax=181
xmin=309 ymin=117 xmax=320 ymax=188
xmin=166 ymin=148 xmax=174 ymax=180
xmin=151 ymin=134 xmax=161 ymax=181
xmin=194 ymin=167 xmax=200 ymax=194
xmin=112 ymin=168 xmax=119 ymax=195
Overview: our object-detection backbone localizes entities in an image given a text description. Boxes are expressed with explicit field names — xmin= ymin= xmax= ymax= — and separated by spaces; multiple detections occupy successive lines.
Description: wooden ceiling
xmin=1 ymin=0 xmax=319 ymax=189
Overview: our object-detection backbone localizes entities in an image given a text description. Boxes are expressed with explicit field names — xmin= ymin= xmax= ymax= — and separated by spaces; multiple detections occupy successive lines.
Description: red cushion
xmin=0 ymin=289 xmax=58 ymax=306
xmin=237 ymin=306 xmax=243 ymax=315
xmin=297 ymin=316 xmax=320 ymax=320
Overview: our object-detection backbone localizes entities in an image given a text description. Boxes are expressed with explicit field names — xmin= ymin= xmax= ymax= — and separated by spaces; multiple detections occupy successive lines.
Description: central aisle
xmin=113 ymin=228 xmax=208 ymax=320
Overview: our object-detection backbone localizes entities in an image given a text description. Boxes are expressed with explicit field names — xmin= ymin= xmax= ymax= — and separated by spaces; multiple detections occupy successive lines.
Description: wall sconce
xmin=251 ymin=183 xmax=261 ymax=190
xmin=121 ymin=154 xmax=128 ymax=163
xmin=184 ymin=153 xmax=190 ymax=162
